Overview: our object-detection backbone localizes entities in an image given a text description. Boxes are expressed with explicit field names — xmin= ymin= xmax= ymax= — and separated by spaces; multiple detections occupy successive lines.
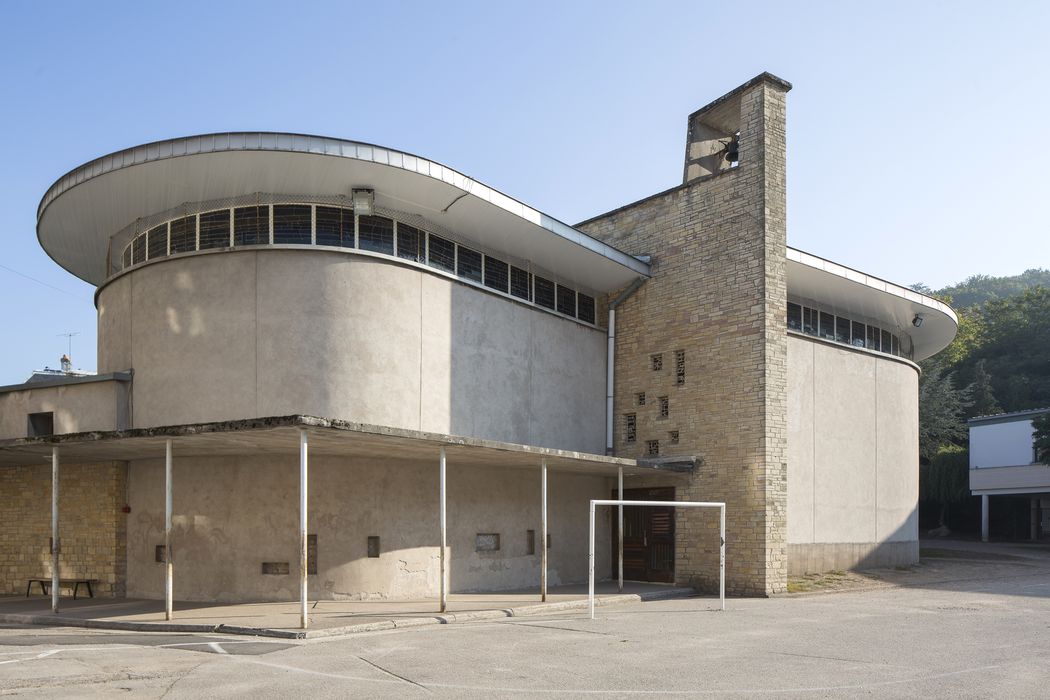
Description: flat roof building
xmin=0 ymin=73 xmax=957 ymax=613
xmin=969 ymin=407 xmax=1050 ymax=542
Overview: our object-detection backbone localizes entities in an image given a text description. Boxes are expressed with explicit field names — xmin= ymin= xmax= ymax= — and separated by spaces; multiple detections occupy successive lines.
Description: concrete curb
xmin=0 ymin=588 xmax=697 ymax=640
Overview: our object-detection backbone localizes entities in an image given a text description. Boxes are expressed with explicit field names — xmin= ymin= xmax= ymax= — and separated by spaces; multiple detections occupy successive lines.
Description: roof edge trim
xmin=38 ymin=132 xmax=650 ymax=280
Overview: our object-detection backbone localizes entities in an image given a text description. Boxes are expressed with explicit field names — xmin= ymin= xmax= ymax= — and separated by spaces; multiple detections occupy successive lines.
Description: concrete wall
xmin=0 ymin=461 xmax=127 ymax=596
xmin=96 ymin=250 xmax=606 ymax=453
xmin=0 ymin=380 xmax=130 ymax=440
xmin=970 ymin=420 xmax=1038 ymax=469
xmin=125 ymin=454 xmax=611 ymax=602
xmin=577 ymin=76 xmax=790 ymax=595
xmin=786 ymin=335 xmax=920 ymax=574
xmin=970 ymin=465 xmax=1050 ymax=494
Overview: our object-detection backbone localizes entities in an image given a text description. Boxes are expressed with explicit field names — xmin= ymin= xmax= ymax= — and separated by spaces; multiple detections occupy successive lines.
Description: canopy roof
xmin=38 ymin=133 xmax=650 ymax=289
xmin=0 ymin=415 xmax=692 ymax=477
xmin=787 ymin=247 xmax=958 ymax=361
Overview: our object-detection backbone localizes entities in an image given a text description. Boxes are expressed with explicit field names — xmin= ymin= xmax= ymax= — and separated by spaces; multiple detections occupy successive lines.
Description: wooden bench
xmin=26 ymin=578 xmax=97 ymax=600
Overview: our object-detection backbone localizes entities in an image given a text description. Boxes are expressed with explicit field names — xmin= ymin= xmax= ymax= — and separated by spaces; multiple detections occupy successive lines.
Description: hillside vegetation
xmin=915 ymin=269 xmax=1050 ymax=533
xmin=915 ymin=269 xmax=1050 ymax=460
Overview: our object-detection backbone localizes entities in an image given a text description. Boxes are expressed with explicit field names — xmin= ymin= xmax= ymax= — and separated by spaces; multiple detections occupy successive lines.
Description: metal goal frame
xmin=588 ymin=499 xmax=725 ymax=618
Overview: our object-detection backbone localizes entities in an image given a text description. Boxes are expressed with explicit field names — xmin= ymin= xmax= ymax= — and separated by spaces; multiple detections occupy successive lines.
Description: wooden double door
xmin=611 ymin=487 xmax=675 ymax=583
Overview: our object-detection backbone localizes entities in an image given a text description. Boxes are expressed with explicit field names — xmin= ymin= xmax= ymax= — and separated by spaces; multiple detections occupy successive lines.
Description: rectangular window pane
xmin=483 ymin=256 xmax=509 ymax=292
xmin=316 ymin=206 xmax=353 ymax=247
xmin=122 ymin=245 xmax=132 ymax=269
xmin=146 ymin=224 xmax=167 ymax=260
xmin=881 ymin=329 xmax=892 ymax=353
xmin=358 ymin=215 xmax=394 ymax=254
xmin=867 ymin=325 xmax=880 ymax=352
xmin=198 ymin=210 xmax=230 ymax=250
xmin=397 ymin=223 xmax=424 ymax=262
xmin=802 ymin=307 xmax=817 ymax=335
xmin=428 ymin=234 xmax=455 ymax=272
xmin=577 ymin=293 xmax=595 ymax=324
xmin=535 ymin=276 xmax=555 ymax=310
xmin=457 ymin=246 xmax=483 ymax=282
xmin=556 ymin=284 xmax=576 ymax=316
xmin=273 ymin=204 xmax=312 ymax=245
xmin=819 ymin=311 xmax=835 ymax=340
xmin=787 ymin=302 xmax=802 ymax=331
xmin=835 ymin=316 xmax=850 ymax=344
xmin=625 ymin=413 xmax=637 ymax=443
xmin=170 ymin=216 xmax=196 ymax=253
xmin=891 ymin=334 xmax=900 ymax=356
xmin=510 ymin=266 xmax=531 ymax=301
xmin=131 ymin=234 xmax=146 ymax=264
xmin=852 ymin=321 xmax=866 ymax=348
xmin=234 ymin=206 xmax=269 ymax=246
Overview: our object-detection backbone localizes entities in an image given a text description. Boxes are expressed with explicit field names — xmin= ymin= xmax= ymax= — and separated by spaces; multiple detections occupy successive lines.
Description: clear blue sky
xmin=1 ymin=1 xmax=1047 ymax=384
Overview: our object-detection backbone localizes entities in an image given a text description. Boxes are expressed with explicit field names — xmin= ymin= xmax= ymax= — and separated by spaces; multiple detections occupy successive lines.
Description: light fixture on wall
xmin=912 ymin=314 xmax=924 ymax=328
xmin=352 ymin=188 xmax=375 ymax=216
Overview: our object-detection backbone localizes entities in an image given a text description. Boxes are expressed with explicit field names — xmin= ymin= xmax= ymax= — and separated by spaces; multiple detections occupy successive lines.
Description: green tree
xmin=919 ymin=445 xmax=970 ymax=528
xmin=939 ymin=305 xmax=984 ymax=367
xmin=969 ymin=287 xmax=1050 ymax=411
xmin=918 ymin=357 xmax=972 ymax=461
xmin=1034 ymin=413 xmax=1050 ymax=466
xmin=967 ymin=359 xmax=1002 ymax=418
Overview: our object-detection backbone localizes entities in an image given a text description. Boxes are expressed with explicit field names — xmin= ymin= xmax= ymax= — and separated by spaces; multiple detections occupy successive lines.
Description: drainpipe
xmin=607 ymin=276 xmax=648 ymax=455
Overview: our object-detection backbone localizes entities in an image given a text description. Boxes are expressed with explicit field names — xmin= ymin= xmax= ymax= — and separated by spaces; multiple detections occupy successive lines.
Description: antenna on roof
xmin=57 ymin=331 xmax=80 ymax=363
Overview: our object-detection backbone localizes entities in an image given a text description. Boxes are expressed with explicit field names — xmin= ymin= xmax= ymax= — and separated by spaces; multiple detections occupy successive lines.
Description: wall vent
xmin=476 ymin=533 xmax=500 ymax=552
xmin=261 ymin=562 xmax=290 ymax=575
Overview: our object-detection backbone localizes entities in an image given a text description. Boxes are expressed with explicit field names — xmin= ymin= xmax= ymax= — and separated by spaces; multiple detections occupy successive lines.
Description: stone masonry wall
xmin=577 ymin=77 xmax=789 ymax=595
xmin=0 ymin=461 xmax=127 ymax=597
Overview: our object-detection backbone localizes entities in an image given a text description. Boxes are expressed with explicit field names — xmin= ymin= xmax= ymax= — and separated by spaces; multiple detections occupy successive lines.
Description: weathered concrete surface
xmin=96 ymin=250 xmax=607 ymax=453
xmin=0 ymin=378 xmax=130 ymax=440
xmin=2 ymin=540 xmax=1048 ymax=697
xmin=126 ymin=454 xmax=612 ymax=602
xmin=786 ymin=335 xmax=920 ymax=574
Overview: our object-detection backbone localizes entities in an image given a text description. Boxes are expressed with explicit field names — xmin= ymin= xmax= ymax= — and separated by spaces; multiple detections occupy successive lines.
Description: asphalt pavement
xmin=2 ymin=540 xmax=1048 ymax=698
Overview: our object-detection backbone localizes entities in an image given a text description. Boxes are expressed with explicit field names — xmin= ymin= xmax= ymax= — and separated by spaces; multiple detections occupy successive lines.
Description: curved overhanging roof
xmin=787 ymin=247 xmax=958 ymax=361
xmin=37 ymin=132 xmax=650 ymax=289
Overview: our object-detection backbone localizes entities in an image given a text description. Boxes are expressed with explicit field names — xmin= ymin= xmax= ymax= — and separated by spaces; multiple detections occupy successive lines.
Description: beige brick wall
xmin=0 ymin=461 xmax=127 ymax=597
xmin=578 ymin=77 xmax=789 ymax=595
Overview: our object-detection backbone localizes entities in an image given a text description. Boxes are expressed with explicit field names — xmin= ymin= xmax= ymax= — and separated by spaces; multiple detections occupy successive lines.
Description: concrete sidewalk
xmin=0 ymin=582 xmax=697 ymax=639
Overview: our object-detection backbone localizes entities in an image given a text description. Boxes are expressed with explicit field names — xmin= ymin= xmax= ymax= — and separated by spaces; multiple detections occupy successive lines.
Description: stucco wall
xmin=0 ymin=380 xmax=130 ymax=440
xmin=96 ymin=249 xmax=606 ymax=453
xmin=970 ymin=420 xmax=1038 ymax=469
xmin=786 ymin=334 xmax=919 ymax=573
xmin=125 ymin=454 xmax=611 ymax=602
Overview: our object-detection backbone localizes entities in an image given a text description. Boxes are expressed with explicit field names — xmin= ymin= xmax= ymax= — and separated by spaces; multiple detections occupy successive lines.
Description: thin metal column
xmin=51 ymin=447 xmax=59 ymax=614
xmin=617 ymin=467 xmax=623 ymax=593
xmin=439 ymin=447 xmax=447 ymax=613
xmin=540 ymin=460 xmax=548 ymax=602
xmin=1032 ymin=497 xmax=1040 ymax=541
xmin=588 ymin=500 xmax=596 ymax=619
xmin=981 ymin=494 xmax=989 ymax=542
xmin=165 ymin=439 xmax=173 ymax=621
xmin=719 ymin=504 xmax=726 ymax=612
xmin=299 ymin=429 xmax=308 ymax=629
